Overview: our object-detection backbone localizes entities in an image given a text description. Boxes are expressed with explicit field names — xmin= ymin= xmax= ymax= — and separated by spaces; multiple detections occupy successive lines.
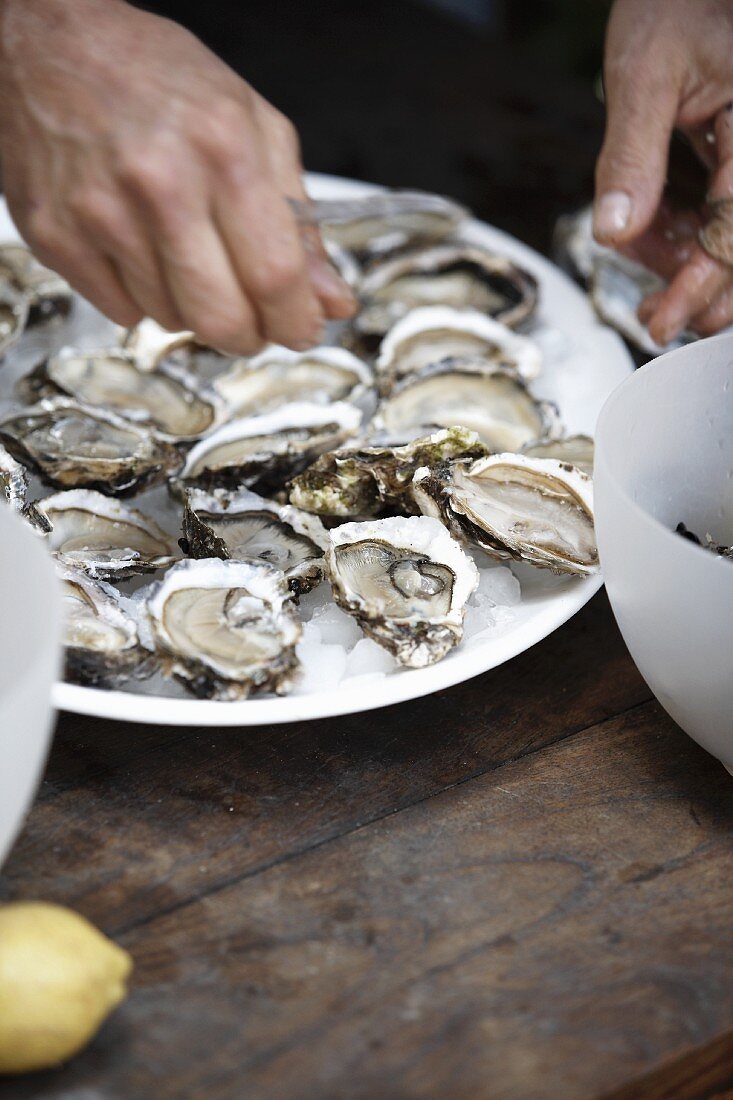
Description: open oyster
xmin=0 ymin=397 xmax=181 ymax=495
xmin=326 ymin=515 xmax=478 ymax=668
xmin=59 ymin=563 xmax=153 ymax=687
xmin=522 ymin=434 xmax=594 ymax=476
xmin=122 ymin=318 xmax=229 ymax=380
xmin=376 ymin=305 xmax=542 ymax=393
xmin=36 ymin=489 xmax=177 ymax=580
xmin=181 ymin=487 xmax=328 ymax=596
xmin=0 ymin=441 xmax=28 ymax=511
xmin=313 ymin=190 xmax=467 ymax=258
xmin=0 ymin=243 xmax=72 ymax=326
xmin=352 ymin=244 xmax=538 ymax=349
xmin=371 ymin=360 xmax=559 ymax=452
xmin=214 ymin=345 xmax=373 ymax=419
xmin=0 ymin=283 xmax=29 ymax=358
xmin=20 ymin=348 xmax=223 ymax=442
xmin=171 ymin=401 xmax=362 ymax=498
xmin=413 ymin=453 xmax=598 ymax=576
xmin=146 ymin=557 xmax=301 ymax=699
xmin=289 ymin=426 xmax=488 ymax=520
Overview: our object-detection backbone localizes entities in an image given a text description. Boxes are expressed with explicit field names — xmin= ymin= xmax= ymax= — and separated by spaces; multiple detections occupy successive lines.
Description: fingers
xmin=690 ymin=276 xmax=733 ymax=334
xmin=153 ymin=217 xmax=263 ymax=356
xmin=214 ymin=171 xmax=325 ymax=351
xmin=259 ymin=104 xmax=356 ymax=322
xmin=73 ymin=186 xmax=184 ymax=331
xmin=594 ymin=15 xmax=680 ymax=246
xmin=18 ymin=203 xmax=143 ymax=327
xmin=639 ymin=244 xmax=730 ymax=345
xmin=707 ymin=101 xmax=733 ymax=200
xmin=620 ymin=203 xmax=701 ymax=281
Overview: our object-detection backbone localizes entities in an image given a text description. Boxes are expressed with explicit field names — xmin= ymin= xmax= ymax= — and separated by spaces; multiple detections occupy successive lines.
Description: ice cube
xmin=310 ymin=602 xmax=363 ymax=650
xmin=344 ymin=638 xmax=398 ymax=678
xmin=295 ymin=639 xmax=348 ymax=694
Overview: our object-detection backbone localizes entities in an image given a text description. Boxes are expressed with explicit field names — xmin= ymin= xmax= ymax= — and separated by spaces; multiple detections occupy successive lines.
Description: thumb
xmin=593 ymin=70 xmax=678 ymax=246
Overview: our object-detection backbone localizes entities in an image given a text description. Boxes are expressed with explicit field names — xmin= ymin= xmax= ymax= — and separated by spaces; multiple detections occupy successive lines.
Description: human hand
xmin=0 ymin=0 xmax=355 ymax=354
xmin=594 ymin=0 xmax=733 ymax=345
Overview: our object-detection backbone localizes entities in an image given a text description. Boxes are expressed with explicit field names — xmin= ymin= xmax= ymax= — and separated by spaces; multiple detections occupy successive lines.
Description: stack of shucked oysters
xmin=0 ymin=192 xmax=598 ymax=702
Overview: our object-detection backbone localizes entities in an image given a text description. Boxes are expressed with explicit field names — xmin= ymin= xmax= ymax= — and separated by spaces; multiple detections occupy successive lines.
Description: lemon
xmin=0 ymin=901 xmax=132 ymax=1074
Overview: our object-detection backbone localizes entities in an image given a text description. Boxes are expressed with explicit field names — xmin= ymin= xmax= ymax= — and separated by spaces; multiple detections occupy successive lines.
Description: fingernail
xmin=593 ymin=191 xmax=632 ymax=241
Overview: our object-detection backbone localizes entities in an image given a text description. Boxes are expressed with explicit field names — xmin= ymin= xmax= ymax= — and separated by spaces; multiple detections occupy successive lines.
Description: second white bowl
xmin=594 ymin=333 xmax=733 ymax=768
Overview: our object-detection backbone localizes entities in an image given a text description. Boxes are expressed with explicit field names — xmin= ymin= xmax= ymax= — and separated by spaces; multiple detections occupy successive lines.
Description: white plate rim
xmin=10 ymin=171 xmax=631 ymax=727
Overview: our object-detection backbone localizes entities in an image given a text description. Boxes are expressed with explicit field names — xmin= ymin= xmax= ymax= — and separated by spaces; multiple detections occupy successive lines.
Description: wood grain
xmin=1 ymin=594 xmax=648 ymax=933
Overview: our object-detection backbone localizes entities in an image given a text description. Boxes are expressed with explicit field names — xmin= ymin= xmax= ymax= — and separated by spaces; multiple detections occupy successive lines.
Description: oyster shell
xmin=20 ymin=347 xmax=223 ymax=442
xmin=0 ymin=283 xmax=29 ymax=358
xmin=326 ymin=514 xmax=478 ymax=668
xmin=0 ymin=242 xmax=72 ymax=326
xmin=171 ymin=401 xmax=362 ymax=498
xmin=213 ymin=345 xmax=373 ymax=419
xmin=353 ymin=244 xmax=538 ymax=348
xmin=181 ymin=487 xmax=328 ymax=596
xmin=0 ymin=441 xmax=28 ymax=511
xmin=313 ymin=190 xmax=467 ymax=257
xmin=59 ymin=563 xmax=153 ymax=687
xmin=289 ymin=426 xmax=488 ymax=520
xmin=36 ymin=489 xmax=177 ymax=580
xmin=554 ymin=207 xmax=692 ymax=356
xmin=413 ymin=453 xmax=598 ymax=575
xmin=376 ymin=305 xmax=542 ymax=393
xmin=371 ymin=360 xmax=559 ymax=452
xmin=522 ymin=434 xmax=594 ymax=476
xmin=0 ymin=397 xmax=181 ymax=495
xmin=146 ymin=557 xmax=301 ymax=699
xmin=122 ymin=318 xmax=229 ymax=380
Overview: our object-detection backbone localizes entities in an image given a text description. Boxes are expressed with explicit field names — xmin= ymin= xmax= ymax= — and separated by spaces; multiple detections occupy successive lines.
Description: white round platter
xmin=0 ymin=174 xmax=633 ymax=726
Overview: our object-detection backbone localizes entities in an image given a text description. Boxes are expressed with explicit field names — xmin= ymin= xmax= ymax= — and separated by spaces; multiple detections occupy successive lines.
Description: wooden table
xmin=2 ymin=3 xmax=732 ymax=1097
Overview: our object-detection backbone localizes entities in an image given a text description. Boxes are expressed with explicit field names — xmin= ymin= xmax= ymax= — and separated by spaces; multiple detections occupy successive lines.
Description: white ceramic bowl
xmin=595 ymin=333 xmax=733 ymax=768
xmin=0 ymin=504 xmax=61 ymax=867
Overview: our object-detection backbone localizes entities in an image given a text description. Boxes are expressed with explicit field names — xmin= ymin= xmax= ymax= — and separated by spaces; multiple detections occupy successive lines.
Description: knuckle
xmin=201 ymin=98 xmax=247 ymax=154
xmin=24 ymin=207 xmax=63 ymax=256
xmin=271 ymin=109 xmax=300 ymax=154
xmin=116 ymin=148 xmax=178 ymax=204
xmin=252 ymin=253 xmax=303 ymax=300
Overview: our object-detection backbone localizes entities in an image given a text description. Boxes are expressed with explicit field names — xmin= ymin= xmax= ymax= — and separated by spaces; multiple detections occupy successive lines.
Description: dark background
xmin=137 ymin=0 xmax=614 ymax=253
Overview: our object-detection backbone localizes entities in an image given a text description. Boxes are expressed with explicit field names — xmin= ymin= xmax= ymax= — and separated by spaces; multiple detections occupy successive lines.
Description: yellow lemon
xmin=0 ymin=901 xmax=132 ymax=1074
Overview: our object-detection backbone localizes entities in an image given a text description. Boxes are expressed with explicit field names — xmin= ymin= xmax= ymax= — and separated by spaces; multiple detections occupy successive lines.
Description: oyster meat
xmin=312 ymin=190 xmax=467 ymax=257
xmin=353 ymin=244 xmax=538 ymax=347
xmin=0 ymin=242 xmax=72 ymax=325
xmin=372 ymin=360 xmax=559 ymax=452
xmin=171 ymin=401 xmax=362 ymax=498
xmin=0 ymin=441 xmax=28 ymax=511
xmin=289 ymin=426 xmax=488 ymax=520
xmin=20 ymin=348 xmax=223 ymax=442
xmin=146 ymin=557 xmax=301 ymax=699
xmin=376 ymin=305 xmax=542 ymax=393
xmin=522 ymin=434 xmax=594 ymax=476
xmin=36 ymin=489 xmax=177 ymax=580
xmin=59 ymin=563 xmax=153 ymax=687
xmin=181 ymin=487 xmax=328 ymax=596
xmin=0 ymin=397 xmax=181 ymax=495
xmin=413 ymin=452 xmax=598 ymax=575
xmin=214 ymin=345 xmax=373 ymax=419
xmin=326 ymin=514 xmax=478 ymax=668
